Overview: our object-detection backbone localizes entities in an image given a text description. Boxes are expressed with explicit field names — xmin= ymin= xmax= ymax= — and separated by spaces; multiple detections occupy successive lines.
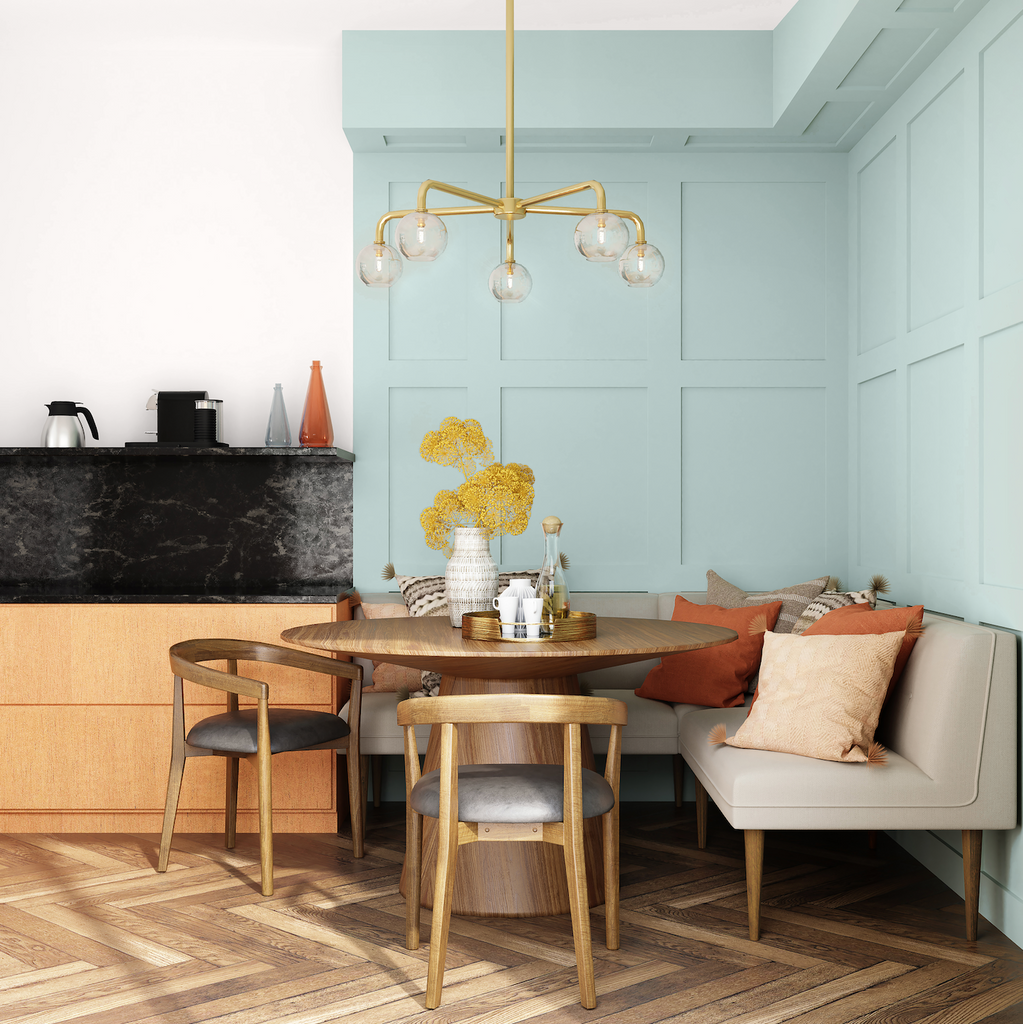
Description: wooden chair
xmin=398 ymin=693 xmax=627 ymax=1010
xmin=157 ymin=639 xmax=364 ymax=896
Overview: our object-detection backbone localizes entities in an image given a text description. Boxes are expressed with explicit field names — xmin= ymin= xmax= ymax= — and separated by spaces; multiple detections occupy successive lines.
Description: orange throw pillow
xmin=635 ymin=596 xmax=781 ymax=707
xmin=802 ymin=603 xmax=924 ymax=703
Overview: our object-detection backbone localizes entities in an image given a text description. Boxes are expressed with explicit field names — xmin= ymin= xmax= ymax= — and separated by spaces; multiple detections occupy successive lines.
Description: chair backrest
xmin=396 ymin=693 xmax=628 ymax=728
xmin=169 ymin=638 xmax=362 ymax=702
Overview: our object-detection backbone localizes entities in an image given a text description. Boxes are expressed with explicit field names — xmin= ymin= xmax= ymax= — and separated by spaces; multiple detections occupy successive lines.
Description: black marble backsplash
xmin=0 ymin=448 xmax=354 ymax=602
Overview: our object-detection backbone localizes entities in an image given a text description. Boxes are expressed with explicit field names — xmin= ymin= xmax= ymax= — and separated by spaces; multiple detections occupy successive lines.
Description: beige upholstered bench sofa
xmin=345 ymin=590 xmax=1017 ymax=943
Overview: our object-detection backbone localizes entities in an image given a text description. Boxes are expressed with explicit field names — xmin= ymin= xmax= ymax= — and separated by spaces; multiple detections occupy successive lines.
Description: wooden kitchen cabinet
xmin=0 ymin=602 xmax=343 ymax=832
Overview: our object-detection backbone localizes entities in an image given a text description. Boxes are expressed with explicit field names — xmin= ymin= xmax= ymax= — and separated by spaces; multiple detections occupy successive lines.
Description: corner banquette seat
xmin=343 ymin=590 xmax=1016 ymax=943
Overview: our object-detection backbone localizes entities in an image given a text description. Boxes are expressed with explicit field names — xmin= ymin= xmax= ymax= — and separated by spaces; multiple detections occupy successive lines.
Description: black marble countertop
xmin=0 ymin=446 xmax=355 ymax=460
xmin=0 ymin=445 xmax=355 ymax=603
xmin=0 ymin=584 xmax=352 ymax=604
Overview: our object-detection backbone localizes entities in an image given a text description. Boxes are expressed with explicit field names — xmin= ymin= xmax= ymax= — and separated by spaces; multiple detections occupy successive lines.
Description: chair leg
xmin=347 ymin=745 xmax=365 ymax=859
xmin=225 ymin=756 xmax=239 ymax=850
xmin=372 ymin=754 xmax=383 ymax=808
xmin=694 ymin=776 xmax=708 ymax=850
xmin=673 ymin=754 xmax=684 ymax=808
xmin=963 ymin=829 xmax=982 ymax=941
xmin=406 ymin=807 xmax=423 ymax=950
xmin=603 ymin=808 xmax=620 ymax=951
xmin=564 ymin=811 xmax=597 ymax=1009
xmin=361 ymin=754 xmax=370 ymax=810
xmin=425 ymin=807 xmax=458 ymax=1009
xmin=256 ymin=706 xmax=274 ymax=897
xmin=745 ymin=829 xmax=764 ymax=941
xmin=156 ymin=747 xmax=186 ymax=873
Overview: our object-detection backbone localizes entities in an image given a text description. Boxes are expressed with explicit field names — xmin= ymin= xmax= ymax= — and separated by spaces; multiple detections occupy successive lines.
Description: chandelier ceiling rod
xmin=356 ymin=0 xmax=666 ymax=302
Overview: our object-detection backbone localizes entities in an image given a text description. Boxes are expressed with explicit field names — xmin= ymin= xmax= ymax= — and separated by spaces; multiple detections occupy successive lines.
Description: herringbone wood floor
xmin=1 ymin=804 xmax=1021 ymax=1024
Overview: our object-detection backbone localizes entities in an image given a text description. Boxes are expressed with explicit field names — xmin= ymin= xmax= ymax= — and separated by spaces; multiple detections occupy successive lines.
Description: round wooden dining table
xmin=282 ymin=614 xmax=736 ymax=918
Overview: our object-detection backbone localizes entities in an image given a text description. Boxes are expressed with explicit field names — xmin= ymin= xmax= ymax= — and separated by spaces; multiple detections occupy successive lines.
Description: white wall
xmin=0 ymin=33 xmax=354 ymax=450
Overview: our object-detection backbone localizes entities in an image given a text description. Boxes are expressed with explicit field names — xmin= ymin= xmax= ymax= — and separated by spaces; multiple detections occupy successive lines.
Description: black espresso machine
xmin=126 ymin=391 xmax=227 ymax=446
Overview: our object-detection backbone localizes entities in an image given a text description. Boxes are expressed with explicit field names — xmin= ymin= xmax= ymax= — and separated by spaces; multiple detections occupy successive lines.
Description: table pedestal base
xmin=399 ymin=672 xmax=604 ymax=918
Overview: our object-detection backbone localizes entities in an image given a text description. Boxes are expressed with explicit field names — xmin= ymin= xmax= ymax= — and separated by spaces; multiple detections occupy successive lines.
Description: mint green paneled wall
xmin=353 ymin=153 xmax=848 ymax=593
xmin=682 ymin=182 xmax=827 ymax=360
xmin=848 ymin=0 xmax=1023 ymax=950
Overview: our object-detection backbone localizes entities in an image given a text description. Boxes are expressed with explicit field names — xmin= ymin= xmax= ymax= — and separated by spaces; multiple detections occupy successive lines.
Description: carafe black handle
xmin=76 ymin=405 xmax=99 ymax=440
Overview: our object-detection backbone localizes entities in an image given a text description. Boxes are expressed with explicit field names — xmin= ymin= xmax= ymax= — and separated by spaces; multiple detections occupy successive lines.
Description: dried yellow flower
xmin=419 ymin=418 xmax=534 ymax=555
xmin=420 ymin=416 xmax=493 ymax=480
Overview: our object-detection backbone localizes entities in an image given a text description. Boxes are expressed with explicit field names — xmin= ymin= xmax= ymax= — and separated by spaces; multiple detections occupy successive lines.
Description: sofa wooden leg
xmin=745 ymin=829 xmax=764 ymax=941
xmin=963 ymin=829 xmax=982 ymax=941
xmin=673 ymin=754 xmax=684 ymax=808
xmin=694 ymin=777 xmax=708 ymax=849
xmin=867 ymin=829 xmax=878 ymax=852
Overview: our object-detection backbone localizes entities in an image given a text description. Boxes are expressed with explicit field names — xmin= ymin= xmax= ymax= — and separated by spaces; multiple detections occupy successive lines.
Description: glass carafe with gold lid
xmin=535 ymin=515 xmax=570 ymax=637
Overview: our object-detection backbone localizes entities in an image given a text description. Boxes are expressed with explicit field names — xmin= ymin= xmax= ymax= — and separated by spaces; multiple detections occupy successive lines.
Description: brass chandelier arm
xmin=416 ymin=179 xmax=503 ymax=212
xmin=373 ymin=205 xmax=498 ymax=244
xmin=522 ymin=205 xmax=648 ymax=244
xmin=374 ymin=210 xmax=414 ymax=244
xmin=520 ymin=180 xmax=609 ymax=212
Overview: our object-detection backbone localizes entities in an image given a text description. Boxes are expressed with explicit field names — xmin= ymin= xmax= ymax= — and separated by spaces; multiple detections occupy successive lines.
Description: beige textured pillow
xmin=360 ymin=603 xmax=421 ymax=692
xmin=713 ymin=630 xmax=904 ymax=763
xmin=706 ymin=570 xmax=830 ymax=634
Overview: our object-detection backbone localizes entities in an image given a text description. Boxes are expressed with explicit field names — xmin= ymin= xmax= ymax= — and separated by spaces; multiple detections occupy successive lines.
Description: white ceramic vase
xmin=445 ymin=526 xmax=499 ymax=627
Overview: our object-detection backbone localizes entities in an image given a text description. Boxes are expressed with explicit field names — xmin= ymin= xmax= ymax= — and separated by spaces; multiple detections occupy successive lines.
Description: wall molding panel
xmin=907 ymin=72 xmax=965 ymax=331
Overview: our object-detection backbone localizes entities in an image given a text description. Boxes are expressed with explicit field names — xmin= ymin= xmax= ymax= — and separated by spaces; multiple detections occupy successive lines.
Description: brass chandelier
xmin=356 ymin=0 xmax=665 ymax=303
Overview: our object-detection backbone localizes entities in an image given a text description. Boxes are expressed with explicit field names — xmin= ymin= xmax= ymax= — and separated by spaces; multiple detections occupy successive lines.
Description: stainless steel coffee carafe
xmin=42 ymin=402 xmax=100 ymax=447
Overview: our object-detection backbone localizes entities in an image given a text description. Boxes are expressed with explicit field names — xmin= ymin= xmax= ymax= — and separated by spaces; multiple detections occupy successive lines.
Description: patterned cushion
xmin=393 ymin=574 xmax=449 ymax=618
xmin=713 ymin=630 xmax=904 ymax=763
xmin=706 ymin=570 xmax=830 ymax=635
xmin=393 ymin=570 xmax=539 ymax=620
xmin=791 ymin=588 xmax=878 ymax=634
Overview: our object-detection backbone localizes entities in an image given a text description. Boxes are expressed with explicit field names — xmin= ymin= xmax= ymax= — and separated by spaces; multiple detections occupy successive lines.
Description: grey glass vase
xmin=265 ymin=383 xmax=292 ymax=446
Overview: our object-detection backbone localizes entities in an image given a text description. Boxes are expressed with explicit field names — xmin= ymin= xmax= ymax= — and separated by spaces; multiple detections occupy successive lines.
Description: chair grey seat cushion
xmin=410 ymin=763 xmax=615 ymax=823
xmin=186 ymin=708 xmax=349 ymax=754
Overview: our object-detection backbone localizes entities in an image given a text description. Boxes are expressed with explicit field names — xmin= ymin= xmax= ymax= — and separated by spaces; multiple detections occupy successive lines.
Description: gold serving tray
xmin=461 ymin=609 xmax=597 ymax=643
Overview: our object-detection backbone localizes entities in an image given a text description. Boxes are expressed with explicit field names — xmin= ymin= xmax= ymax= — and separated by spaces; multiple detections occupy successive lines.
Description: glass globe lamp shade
xmin=488 ymin=261 xmax=532 ymax=303
xmin=357 ymin=242 xmax=403 ymax=288
xmin=574 ymin=211 xmax=628 ymax=262
xmin=395 ymin=212 xmax=447 ymax=261
xmin=618 ymin=242 xmax=665 ymax=287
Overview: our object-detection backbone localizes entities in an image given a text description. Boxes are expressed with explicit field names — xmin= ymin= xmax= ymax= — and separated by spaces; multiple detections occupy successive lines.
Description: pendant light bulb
xmin=357 ymin=242 xmax=403 ymax=287
xmin=396 ymin=211 xmax=447 ymax=261
xmin=574 ymin=210 xmax=628 ymax=262
xmin=618 ymin=242 xmax=665 ymax=287
xmin=488 ymin=261 xmax=532 ymax=303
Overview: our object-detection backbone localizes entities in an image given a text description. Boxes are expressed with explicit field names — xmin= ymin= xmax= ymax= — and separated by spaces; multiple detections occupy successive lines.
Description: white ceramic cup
xmin=522 ymin=596 xmax=543 ymax=639
xmin=493 ymin=593 xmax=520 ymax=638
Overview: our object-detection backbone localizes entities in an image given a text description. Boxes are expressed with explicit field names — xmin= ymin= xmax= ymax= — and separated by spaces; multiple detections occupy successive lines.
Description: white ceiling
xmin=0 ymin=0 xmax=801 ymax=41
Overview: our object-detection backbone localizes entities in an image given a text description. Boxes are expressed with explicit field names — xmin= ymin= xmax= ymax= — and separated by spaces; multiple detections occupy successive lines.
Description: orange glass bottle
xmin=299 ymin=360 xmax=334 ymax=447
